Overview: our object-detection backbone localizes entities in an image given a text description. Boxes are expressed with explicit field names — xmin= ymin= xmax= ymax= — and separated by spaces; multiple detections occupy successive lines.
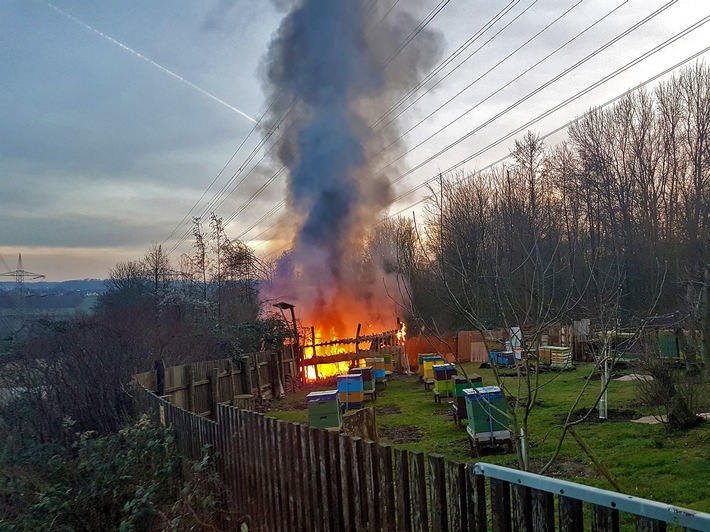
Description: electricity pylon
xmin=0 ymin=253 xmax=46 ymax=329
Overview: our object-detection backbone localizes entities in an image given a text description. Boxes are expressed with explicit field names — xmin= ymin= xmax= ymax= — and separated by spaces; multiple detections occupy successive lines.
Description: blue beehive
xmin=489 ymin=351 xmax=515 ymax=367
xmin=337 ymin=374 xmax=364 ymax=409
xmin=337 ymin=374 xmax=364 ymax=392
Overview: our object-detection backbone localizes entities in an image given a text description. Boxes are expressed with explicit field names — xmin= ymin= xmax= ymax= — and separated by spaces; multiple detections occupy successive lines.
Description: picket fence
xmin=131 ymin=382 xmax=710 ymax=532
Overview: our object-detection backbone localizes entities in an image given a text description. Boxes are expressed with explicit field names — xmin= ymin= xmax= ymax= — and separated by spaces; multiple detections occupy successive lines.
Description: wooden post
xmin=311 ymin=326 xmax=318 ymax=381
xmin=227 ymin=359 xmax=236 ymax=400
xmin=155 ymin=359 xmax=166 ymax=396
xmin=242 ymin=355 xmax=253 ymax=395
xmin=208 ymin=368 xmax=219 ymax=420
xmin=253 ymin=353 xmax=263 ymax=398
xmin=185 ymin=364 xmax=194 ymax=412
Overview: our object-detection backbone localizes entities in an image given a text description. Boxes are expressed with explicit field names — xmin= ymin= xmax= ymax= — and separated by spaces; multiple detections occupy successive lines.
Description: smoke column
xmin=262 ymin=0 xmax=442 ymax=332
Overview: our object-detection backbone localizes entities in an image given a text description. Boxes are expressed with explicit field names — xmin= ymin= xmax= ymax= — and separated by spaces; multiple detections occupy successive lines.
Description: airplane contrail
xmin=46 ymin=2 xmax=259 ymax=125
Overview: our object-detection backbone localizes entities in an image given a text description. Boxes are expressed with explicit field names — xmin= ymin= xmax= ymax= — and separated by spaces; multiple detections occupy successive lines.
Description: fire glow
xmin=300 ymin=318 xmax=406 ymax=383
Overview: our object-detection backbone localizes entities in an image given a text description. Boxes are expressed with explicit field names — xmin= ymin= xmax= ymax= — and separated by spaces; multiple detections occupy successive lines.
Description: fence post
xmin=253 ymin=353 xmax=263 ymax=398
xmin=155 ymin=359 xmax=166 ymax=396
xmin=185 ymin=365 xmax=194 ymax=412
xmin=208 ymin=368 xmax=219 ymax=420
xmin=227 ymin=359 xmax=236 ymax=400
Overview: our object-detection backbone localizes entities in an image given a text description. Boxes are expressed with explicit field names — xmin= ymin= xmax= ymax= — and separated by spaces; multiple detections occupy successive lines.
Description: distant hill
xmin=0 ymin=279 xmax=107 ymax=294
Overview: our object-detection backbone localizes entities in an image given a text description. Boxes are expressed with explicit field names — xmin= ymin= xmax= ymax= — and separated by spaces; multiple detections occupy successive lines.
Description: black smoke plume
xmin=261 ymin=0 xmax=442 ymax=331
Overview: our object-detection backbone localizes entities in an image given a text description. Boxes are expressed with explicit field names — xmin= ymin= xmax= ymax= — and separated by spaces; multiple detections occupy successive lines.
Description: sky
xmin=2 ymin=0 xmax=710 ymax=281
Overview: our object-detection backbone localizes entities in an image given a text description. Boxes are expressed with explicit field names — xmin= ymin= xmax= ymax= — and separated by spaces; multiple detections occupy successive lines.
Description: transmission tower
xmin=0 ymin=253 xmax=46 ymax=327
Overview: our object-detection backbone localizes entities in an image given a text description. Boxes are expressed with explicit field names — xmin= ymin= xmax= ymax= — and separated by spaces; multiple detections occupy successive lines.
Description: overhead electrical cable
xmin=373 ymin=0 xmax=678 ymax=186
xmin=370 ymin=0 xmax=589 ymax=148
xmin=261 ymin=20 xmax=709 ymax=258
xmin=369 ymin=0 xmax=521 ymax=131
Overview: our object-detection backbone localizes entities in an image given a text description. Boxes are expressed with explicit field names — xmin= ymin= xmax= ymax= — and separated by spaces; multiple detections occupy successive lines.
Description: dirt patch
xmin=527 ymin=458 xmax=598 ymax=480
xmin=378 ymin=424 xmax=424 ymax=444
xmin=275 ymin=400 xmax=307 ymax=411
xmin=374 ymin=404 xmax=401 ymax=416
xmin=568 ymin=407 xmax=637 ymax=423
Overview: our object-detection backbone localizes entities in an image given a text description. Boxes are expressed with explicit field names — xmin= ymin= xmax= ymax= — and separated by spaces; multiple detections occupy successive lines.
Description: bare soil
xmin=378 ymin=424 xmax=424 ymax=444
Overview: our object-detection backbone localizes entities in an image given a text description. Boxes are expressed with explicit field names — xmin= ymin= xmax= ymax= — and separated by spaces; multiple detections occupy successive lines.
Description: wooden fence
xmin=133 ymin=351 xmax=297 ymax=418
xmin=131 ymin=385 xmax=710 ymax=532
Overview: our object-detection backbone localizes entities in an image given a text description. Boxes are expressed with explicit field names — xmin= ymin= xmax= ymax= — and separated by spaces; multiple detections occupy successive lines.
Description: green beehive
xmin=464 ymin=386 xmax=509 ymax=434
xmin=307 ymin=390 xmax=341 ymax=429
xmin=452 ymin=374 xmax=483 ymax=397
xmin=382 ymin=353 xmax=393 ymax=373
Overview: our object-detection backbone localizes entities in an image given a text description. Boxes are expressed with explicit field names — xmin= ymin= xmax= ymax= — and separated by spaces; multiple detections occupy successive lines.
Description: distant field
xmin=268 ymin=362 xmax=710 ymax=514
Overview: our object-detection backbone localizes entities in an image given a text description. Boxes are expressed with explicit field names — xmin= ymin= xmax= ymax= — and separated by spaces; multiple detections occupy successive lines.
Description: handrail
xmin=475 ymin=462 xmax=710 ymax=530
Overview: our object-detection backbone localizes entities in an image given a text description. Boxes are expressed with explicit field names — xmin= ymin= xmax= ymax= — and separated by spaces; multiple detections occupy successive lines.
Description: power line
xmin=165 ymin=0 xmax=454 ymax=255
xmin=374 ymin=0 xmax=677 ymax=186
xmin=263 ymin=26 xmax=710 ymax=258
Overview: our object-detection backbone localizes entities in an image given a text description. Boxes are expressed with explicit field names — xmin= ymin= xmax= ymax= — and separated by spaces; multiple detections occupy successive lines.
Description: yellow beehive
xmin=423 ymin=356 xmax=445 ymax=380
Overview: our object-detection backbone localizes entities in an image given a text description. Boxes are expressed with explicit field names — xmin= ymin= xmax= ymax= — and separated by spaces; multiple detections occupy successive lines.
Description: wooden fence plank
xmin=318 ymin=429 xmax=331 ymax=532
xmin=635 ymin=515 xmax=667 ymax=532
xmin=395 ymin=448 xmax=412 ymax=532
xmin=531 ymin=488 xmax=555 ymax=532
xmin=291 ymin=423 xmax=303 ymax=532
xmin=363 ymin=440 xmax=379 ymax=531
xmin=409 ymin=451 xmax=429 ymax=532
xmin=558 ymin=495 xmax=583 ymax=532
xmin=286 ymin=421 xmax=298 ymax=532
xmin=300 ymin=424 xmax=313 ymax=529
xmin=328 ymin=430 xmax=343 ymax=532
xmin=378 ymin=443 xmax=396 ymax=532
xmin=351 ymin=437 xmax=364 ymax=531
xmin=467 ymin=466 xmax=487 ymax=532
xmin=339 ymin=433 xmax=354 ymax=532
xmin=429 ymin=454 xmax=448 ymax=532
xmin=511 ymin=484 xmax=532 ymax=532
xmin=245 ymin=412 xmax=257 ymax=525
xmin=490 ymin=477 xmax=512 ymax=532
xmin=309 ymin=427 xmax=322 ymax=532
xmin=591 ymin=504 xmax=619 ymax=532
xmin=256 ymin=415 xmax=268 ymax=531
xmin=448 ymin=461 xmax=466 ymax=532
xmin=276 ymin=419 xmax=289 ymax=532
xmin=268 ymin=418 xmax=281 ymax=530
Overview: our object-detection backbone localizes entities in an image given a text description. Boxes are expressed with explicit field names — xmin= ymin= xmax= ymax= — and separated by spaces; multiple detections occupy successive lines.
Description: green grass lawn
xmin=268 ymin=362 xmax=710 ymax=513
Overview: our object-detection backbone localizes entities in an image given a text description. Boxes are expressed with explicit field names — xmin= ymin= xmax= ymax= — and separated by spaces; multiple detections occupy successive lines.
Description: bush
xmin=635 ymin=350 xmax=702 ymax=430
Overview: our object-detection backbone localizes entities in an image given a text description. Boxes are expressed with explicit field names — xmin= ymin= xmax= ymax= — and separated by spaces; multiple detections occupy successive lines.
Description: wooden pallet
xmin=466 ymin=426 xmax=513 ymax=456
